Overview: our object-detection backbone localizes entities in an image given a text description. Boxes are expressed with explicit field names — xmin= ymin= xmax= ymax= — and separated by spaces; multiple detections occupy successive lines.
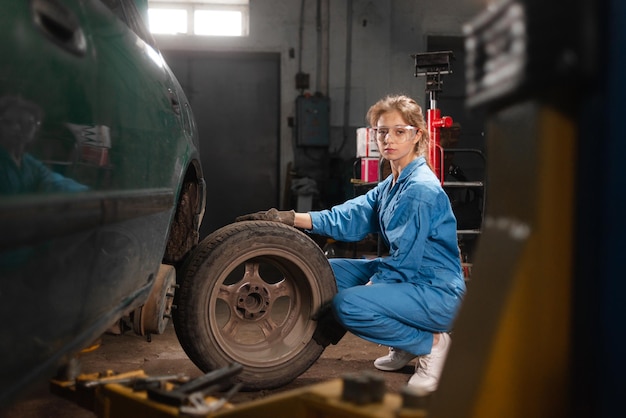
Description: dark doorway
xmin=162 ymin=51 xmax=281 ymax=238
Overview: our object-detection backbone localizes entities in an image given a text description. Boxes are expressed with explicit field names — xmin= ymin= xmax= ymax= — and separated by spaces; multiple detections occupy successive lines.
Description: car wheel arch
xmin=163 ymin=160 xmax=205 ymax=264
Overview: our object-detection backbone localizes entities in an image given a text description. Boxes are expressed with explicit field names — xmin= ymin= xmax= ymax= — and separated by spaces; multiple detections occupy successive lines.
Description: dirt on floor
xmin=2 ymin=324 xmax=416 ymax=418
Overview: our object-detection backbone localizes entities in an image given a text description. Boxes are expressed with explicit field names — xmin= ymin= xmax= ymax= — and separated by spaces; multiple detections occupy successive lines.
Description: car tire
xmin=173 ymin=220 xmax=340 ymax=390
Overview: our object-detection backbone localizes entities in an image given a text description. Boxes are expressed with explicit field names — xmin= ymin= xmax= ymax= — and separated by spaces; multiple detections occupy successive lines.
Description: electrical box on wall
xmin=296 ymin=95 xmax=330 ymax=147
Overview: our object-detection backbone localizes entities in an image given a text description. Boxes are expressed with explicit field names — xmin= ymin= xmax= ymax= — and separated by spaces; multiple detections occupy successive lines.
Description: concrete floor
xmin=2 ymin=323 xmax=415 ymax=417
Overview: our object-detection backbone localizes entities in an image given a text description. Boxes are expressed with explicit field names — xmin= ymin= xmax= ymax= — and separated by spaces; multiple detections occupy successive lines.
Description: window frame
xmin=147 ymin=1 xmax=249 ymax=36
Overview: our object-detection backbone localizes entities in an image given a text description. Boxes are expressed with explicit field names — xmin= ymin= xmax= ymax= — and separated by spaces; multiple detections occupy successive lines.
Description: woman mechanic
xmin=237 ymin=94 xmax=466 ymax=392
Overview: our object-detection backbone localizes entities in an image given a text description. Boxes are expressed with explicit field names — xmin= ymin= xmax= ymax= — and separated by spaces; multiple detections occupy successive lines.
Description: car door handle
xmin=32 ymin=0 xmax=86 ymax=56
xmin=168 ymin=88 xmax=182 ymax=115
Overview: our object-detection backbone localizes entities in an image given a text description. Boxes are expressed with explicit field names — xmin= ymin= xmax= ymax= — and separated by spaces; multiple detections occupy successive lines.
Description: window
xmin=148 ymin=8 xmax=188 ymax=35
xmin=147 ymin=0 xmax=249 ymax=36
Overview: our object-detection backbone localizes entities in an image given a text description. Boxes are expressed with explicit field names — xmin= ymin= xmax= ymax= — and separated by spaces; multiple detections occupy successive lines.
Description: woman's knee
xmin=329 ymin=258 xmax=375 ymax=291
xmin=332 ymin=289 xmax=371 ymax=326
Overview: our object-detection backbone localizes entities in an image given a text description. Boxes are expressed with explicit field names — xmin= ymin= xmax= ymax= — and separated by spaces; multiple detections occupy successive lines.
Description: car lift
xmin=412 ymin=51 xmax=455 ymax=182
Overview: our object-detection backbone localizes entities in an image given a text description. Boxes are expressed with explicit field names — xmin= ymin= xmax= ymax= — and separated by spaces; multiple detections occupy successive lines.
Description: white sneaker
xmin=407 ymin=333 xmax=451 ymax=392
xmin=374 ymin=347 xmax=416 ymax=371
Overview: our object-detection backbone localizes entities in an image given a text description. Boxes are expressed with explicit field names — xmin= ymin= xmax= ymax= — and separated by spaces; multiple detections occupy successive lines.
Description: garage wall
xmin=154 ymin=0 xmax=486 ymax=209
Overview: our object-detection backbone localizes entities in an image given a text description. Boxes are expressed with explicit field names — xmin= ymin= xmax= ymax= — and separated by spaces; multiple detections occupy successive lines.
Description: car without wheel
xmin=0 ymin=0 xmax=341 ymax=407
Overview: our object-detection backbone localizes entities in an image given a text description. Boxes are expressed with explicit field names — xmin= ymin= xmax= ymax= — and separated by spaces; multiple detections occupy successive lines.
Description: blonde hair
xmin=366 ymin=94 xmax=429 ymax=160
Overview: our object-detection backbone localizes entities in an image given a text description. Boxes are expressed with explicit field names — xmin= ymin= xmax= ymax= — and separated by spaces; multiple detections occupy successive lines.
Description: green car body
xmin=0 ymin=0 xmax=205 ymax=405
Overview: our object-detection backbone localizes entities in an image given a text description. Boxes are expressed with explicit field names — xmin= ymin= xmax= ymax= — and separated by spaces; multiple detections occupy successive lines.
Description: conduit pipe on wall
xmin=339 ymin=0 xmax=354 ymax=154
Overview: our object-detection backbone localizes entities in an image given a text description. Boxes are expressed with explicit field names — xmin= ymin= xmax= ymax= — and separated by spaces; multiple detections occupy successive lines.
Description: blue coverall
xmin=309 ymin=157 xmax=466 ymax=356
xmin=0 ymin=149 xmax=88 ymax=194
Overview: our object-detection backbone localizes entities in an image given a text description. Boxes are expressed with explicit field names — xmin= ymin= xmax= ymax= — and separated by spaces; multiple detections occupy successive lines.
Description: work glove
xmin=236 ymin=208 xmax=295 ymax=227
